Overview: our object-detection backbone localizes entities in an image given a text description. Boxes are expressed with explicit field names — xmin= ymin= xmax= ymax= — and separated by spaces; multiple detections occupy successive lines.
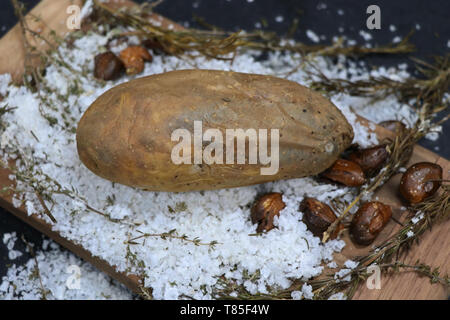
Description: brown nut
xmin=322 ymin=159 xmax=366 ymax=186
xmin=350 ymin=201 xmax=392 ymax=246
xmin=348 ymin=144 xmax=388 ymax=174
xmin=94 ymin=52 xmax=124 ymax=80
xmin=379 ymin=120 xmax=406 ymax=135
xmin=300 ymin=197 xmax=343 ymax=239
xmin=399 ymin=162 xmax=443 ymax=204
xmin=119 ymin=46 xmax=153 ymax=75
xmin=251 ymin=192 xmax=286 ymax=233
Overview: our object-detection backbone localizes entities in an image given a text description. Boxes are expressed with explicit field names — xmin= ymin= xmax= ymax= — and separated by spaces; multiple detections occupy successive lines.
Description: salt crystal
xmin=291 ymin=290 xmax=303 ymax=300
xmin=328 ymin=292 xmax=346 ymax=300
xmin=344 ymin=260 xmax=359 ymax=269
xmin=301 ymin=284 xmax=314 ymax=299
xmin=392 ymin=36 xmax=402 ymax=43
xmin=306 ymin=30 xmax=320 ymax=43
xmin=0 ymin=241 xmax=133 ymax=300
xmin=359 ymin=30 xmax=372 ymax=41
xmin=327 ymin=261 xmax=337 ymax=269
xmin=316 ymin=3 xmax=327 ymax=10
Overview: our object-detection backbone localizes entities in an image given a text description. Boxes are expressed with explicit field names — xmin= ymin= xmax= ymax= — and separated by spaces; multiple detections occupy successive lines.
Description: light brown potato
xmin=76 ymin=69 xmax=353 ymax=192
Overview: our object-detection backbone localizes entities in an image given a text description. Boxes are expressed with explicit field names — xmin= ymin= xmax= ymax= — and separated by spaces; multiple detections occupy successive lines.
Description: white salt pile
xmin=0 ymin=237 xmax=134 ymax=300
xmin=0 ymin=3 xmax=427 ymax=299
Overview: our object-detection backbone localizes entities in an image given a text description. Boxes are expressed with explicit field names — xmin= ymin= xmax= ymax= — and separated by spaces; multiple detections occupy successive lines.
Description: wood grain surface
xmin=0 ymin=0 xmax=448 ymax=299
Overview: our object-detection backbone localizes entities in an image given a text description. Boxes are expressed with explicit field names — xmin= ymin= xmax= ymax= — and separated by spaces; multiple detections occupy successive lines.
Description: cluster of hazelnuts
xmin=251 ymin=121 xmax=444 ymax=246
xmin=93 ymin=38 xmax=166 ymax=80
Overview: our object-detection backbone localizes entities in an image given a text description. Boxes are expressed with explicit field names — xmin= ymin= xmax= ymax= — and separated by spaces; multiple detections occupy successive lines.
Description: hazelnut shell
xmin=348 ymin=144 xmax=388 ymax=174
xmin=399 ymin=162 xmax=443 ymax=204
xmin=300 ymin=197 xmax=342 ymax=239
xmin=350 ymin=201 xmax=392 ymax=246
xmin=251 ymin=192 xmax=286 ymax=233
xmin=94 ymin=52 xmax=124 ymax=81
xmin=322 ymin=159 xmax=366 ymax=187
xmin=119 ymin=46 xmax=153 ymax=75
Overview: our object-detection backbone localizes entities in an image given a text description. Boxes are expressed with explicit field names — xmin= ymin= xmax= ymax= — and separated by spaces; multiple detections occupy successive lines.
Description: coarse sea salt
xmin=0 ymin=16 xmax=426 ymax=299
xmin=343 ymin=259 xmax=359 ymax=269
xmin=359 ymin=30 xmax=372 ymax=41
xmin=2 ymin=232 xmax=23 ymax=260
xmin=0 ymin=240 xmax=134 ymax=300
xmin=275 ymin=15 xmax=284 ymax=23
xmin=306 ymin=30 xmax=320 ymax=43
xmin=328 ymin=292 xmax=346 ymax=300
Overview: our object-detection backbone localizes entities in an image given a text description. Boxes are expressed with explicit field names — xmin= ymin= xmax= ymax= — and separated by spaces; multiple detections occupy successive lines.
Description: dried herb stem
xmin=309 ymin=55 xmax=450 ymax=106
xmin=93 ymin=0 xmax=414 ymax=60
xmin=33 ymin=190 xmax=57 ymax=223
xmin=21 ymin=234 xmax=49 ymax=300
xmin=125 ymin=229 xmax=219 ymax=248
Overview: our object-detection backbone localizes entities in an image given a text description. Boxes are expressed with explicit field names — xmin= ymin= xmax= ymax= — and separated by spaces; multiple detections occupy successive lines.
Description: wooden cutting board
xmin=0 ymin=0 xmax=448 ymax=300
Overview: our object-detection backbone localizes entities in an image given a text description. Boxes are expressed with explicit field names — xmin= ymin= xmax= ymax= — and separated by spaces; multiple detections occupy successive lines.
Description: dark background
xmin=0 ymin=0 xmax=448 ymax=286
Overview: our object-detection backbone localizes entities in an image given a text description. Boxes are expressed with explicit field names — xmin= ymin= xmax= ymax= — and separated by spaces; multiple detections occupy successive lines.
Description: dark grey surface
xmin=0 ymin=0 xmax=448 ymax=282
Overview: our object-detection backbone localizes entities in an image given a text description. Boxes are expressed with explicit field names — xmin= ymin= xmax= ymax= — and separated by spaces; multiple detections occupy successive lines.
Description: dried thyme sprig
xmin=214 ymin=260 xmax=449 ymax=300
xmin=0 ymin=156 xmax=122 ymax=224
xmin=21 ymin=234 xmax=50 ymax=300
xmin=309 ymin=262 xmax=449 ymax=300
xmin=0 ymin=105 xmax=17 ymax=130
xmin=92 ymin=0 xmax=414 ymax=59
xmin=123 ymin=243 xmax=153 ymax=299
xmin=11 ymin=0 xmax=95 ymax=129
xmin=309 ymin=54 xmax=450 ymax=106
xmin=125 ymin=229 xmax=220 ymax=248
xmin=11 ymin=0 xmax=80 ymax=80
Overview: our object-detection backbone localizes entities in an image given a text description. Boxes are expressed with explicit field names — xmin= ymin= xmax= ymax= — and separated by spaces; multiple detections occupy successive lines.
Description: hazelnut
xmin=300 ymin=197 xmax=343 ymax=239
xmin=399 ymin=162 xmax=443 ymax=204
xmin=347 ymin=144 xmax=388 ymax=174
xmin=379 ymin=120 xmax=406 ymax=136
xmin=350 ymin=201 xmax=392 ymax=246
xmin=251 ymin=192 xmax=286 ymax=233
xmin=322 ymin=159 xmax=366 ymax=187
xmin=94 ymin=52 xmax=124 ymax=80
xmin=119 ymin=46 xmax=153 ymax=75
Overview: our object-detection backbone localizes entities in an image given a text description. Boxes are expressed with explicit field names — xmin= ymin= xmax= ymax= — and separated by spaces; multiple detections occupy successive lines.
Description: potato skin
xmin=76 ymin=69 xmax=353 ymax=191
